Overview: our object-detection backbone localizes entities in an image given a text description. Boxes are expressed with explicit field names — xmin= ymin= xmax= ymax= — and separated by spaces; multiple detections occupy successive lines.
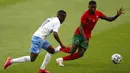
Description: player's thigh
xmin=42 ymin=40 xmax=55 ymax=54
xmin=71 ymin=35 xmax=81 ymax=54
xmin=30 ymin=36 xmax=43 ymax=55
xmin=70 ymin=43 xmax=79 ymax=54
xmin=72 ymin=34 xmax=81 ymax=46
xmin=78 ymin=39 xmax=89 ymax=56
xmin=30 ymin=36 xmax=44 ymax=61
xmin=78 ymin=46 xmax=86 ymax=57
xmin=80 ymin=39 xmax=89 ymax=51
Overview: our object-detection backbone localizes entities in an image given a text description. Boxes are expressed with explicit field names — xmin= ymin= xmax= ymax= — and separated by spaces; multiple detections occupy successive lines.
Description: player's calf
xmin=77 ymin=47 xmax=86 ymax=58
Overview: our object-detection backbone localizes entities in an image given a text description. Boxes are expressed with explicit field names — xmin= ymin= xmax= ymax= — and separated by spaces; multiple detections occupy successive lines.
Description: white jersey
xmin=33 ymin=17 xmax=61 ymax=40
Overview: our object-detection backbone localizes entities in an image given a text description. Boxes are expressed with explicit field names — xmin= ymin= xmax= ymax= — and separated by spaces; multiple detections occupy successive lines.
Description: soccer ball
xmin=111 ymin=54 xmax=122 ymax=64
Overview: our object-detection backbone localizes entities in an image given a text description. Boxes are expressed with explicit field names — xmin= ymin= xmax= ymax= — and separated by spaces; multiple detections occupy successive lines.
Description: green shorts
xmin=72 ymin=34 xmax=89 ymax=50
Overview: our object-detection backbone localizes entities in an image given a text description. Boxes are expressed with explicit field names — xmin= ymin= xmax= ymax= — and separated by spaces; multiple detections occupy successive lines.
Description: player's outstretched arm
xmin=101 ymin=8 xmax=124 ymax=22
xmin=53 ymin=32 xmax=65 ymax=48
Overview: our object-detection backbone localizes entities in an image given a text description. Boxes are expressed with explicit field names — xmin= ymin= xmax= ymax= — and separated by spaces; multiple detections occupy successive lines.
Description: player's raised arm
xmin=101 ymin=8 xmax=124 ymax=22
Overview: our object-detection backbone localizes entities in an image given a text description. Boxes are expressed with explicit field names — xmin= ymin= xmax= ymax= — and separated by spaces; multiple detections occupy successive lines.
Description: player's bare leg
xmin=30 ymin=53 xmax=38 ymax=62
xmin=39 ymin=45 xmax=55 ymax=73
xmin=4 ymin=53 xmax=38 ymax=70
xmin=77 ymin=46 xmax=86 ymax=58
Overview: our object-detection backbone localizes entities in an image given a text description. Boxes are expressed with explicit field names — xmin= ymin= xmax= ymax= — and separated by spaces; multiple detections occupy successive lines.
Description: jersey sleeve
xmin=99 ymin=11 xmax=105 ymax=18
xmin=53 ymin=22 xmax=60 ymax=33
xmin=80 ymin=11 xmax=87 ymax=25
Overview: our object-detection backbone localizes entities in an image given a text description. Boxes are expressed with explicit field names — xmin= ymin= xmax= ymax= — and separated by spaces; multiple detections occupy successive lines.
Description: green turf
xmin=0 ymin=0 xmax=28 ymax=7
xmin=0 ymin=0 xmax=130 ymax=73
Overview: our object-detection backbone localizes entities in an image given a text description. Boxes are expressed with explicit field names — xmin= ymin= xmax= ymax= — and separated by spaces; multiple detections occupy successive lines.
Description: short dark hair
xmin=89 ymin=0 xmax=96 ymax=5
xmin=57 ymin=10 xmax=66 ymax=15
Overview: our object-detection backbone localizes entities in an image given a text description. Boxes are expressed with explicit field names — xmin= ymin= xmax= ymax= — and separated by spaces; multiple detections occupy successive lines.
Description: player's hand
xmin=117 ymin=8 xmax=124 ymax=16
xmin=60 ymin=44 xmax=66 ymax=49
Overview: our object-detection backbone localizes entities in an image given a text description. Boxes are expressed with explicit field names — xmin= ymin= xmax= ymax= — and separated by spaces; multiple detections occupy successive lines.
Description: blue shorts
xmin=30 ymin=36 xmax=50 ymax=54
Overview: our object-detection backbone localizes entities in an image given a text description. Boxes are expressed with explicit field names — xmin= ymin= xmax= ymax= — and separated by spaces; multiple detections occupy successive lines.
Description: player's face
xmin=59 ymin=14 xmax=66 ymax=24
xmin=88 ymin=4 xmax=96 ymax=14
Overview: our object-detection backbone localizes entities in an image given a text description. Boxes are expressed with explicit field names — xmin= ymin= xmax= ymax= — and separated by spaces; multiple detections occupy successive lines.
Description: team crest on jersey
xmin=89 ymin=18 xmax=96 ymax=22
xmin=96 ymin=16 xmax=99 ymax=18
xmin=93 ymin=19 xmax=95 ymax=22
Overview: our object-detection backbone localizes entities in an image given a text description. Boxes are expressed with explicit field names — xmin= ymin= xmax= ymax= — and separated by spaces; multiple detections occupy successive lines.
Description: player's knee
xmin=46 ymin=47 xmax=55 ymax=54
xmin=31 ymin=58 xmax=36 ymax=62
xmin=49 ymin=51 xmax=55 ymax=54
xmin=31 ymin=59 xmax=35 ymax=62
xmin=48 ymin=50 xmax=55 ymax=54
xmin=79 ymin=53 xmax=84 ymax=57
xmin=70 ymin=50 xmax=75 ymax=54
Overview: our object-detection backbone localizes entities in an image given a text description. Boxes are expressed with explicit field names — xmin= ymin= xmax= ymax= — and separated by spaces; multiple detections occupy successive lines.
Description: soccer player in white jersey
xmin=4 ymin=10 xmax=67 ymax=73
